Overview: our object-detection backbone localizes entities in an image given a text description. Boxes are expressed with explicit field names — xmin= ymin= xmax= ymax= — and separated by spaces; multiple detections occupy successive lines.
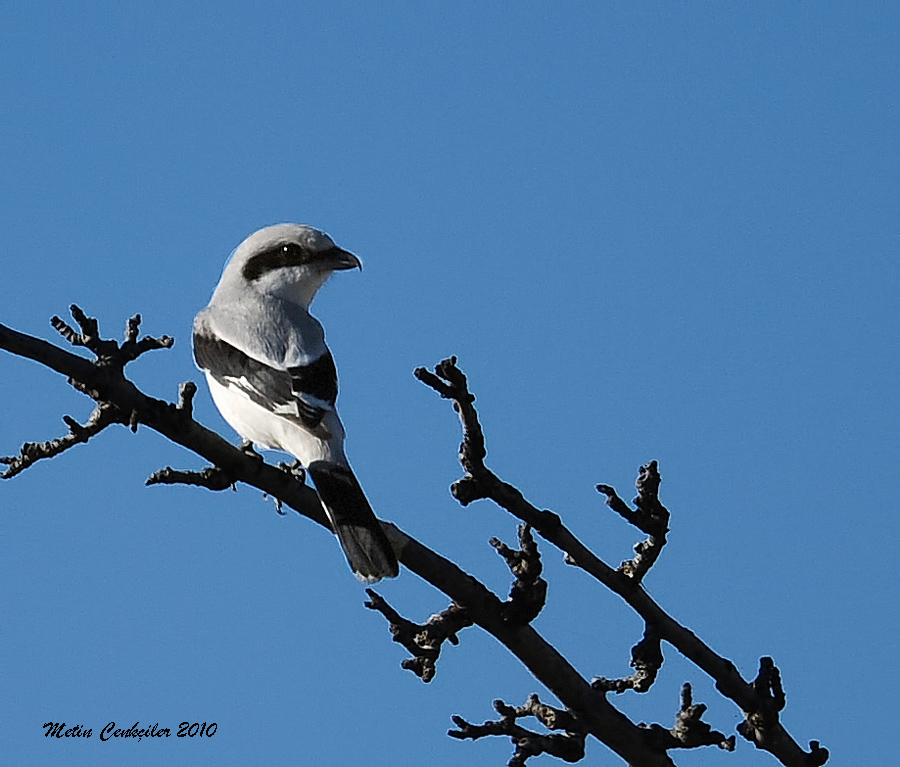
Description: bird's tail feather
xmin=307 ymin=461 xmax=399 ymax=583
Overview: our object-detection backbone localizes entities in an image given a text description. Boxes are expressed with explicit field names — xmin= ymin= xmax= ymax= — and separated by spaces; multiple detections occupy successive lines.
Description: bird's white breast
xmin=206 ymin=373 xmax=347 ymax=466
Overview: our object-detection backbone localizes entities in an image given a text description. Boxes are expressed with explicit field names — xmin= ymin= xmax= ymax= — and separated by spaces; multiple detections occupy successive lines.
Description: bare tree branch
xmin=1 ymin=403 xmax=122 ymax=478
xmin=490 ymin=523 xmax=547 ymax=625
xmin=0 ymin=313 xmax=330 ymax=527
xmin=592 ymin=624 xmax=664 ymax=694
xmin=415 ymin=355 xmax=827 ymax=767
xmin=0 ymin=317 xmax=829 ymax=767
xmin=146 ymin=465 xmax=236 ymax=491
xmin=640 ymin=684 xmax=735 ymax=752
xmin=364 ymin=591 xmax=472 ymax=682
xmin=597 ymin=460 xmax=669 ymax=582
xmin=50 ymin=306 xmax=173 ymax=367
xmin=449 ymin=695 xmax=586 ymax=766
xmin=0 ymin=314 xmax=678 ymax=766
xmin=737 ymin=658 xmax=829 ymax=765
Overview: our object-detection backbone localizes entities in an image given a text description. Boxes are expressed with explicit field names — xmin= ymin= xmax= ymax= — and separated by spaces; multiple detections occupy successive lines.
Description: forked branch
xmin=450 ymin=695 xmax=586 ymax=766
xmin=597 ymin=460 xmax=669 ymax=582
xmin=0 ymin=318 xmax=827 ymax=767
xmin=0 ymin=314 xmax=675 ymax=766
xmin=491 ymin=523 xmax=547 ymax=625
xmin=416 ymin=355 xmax=827 ymax=767
xmin=364 ymin=591 xmax=473 ymax=682
xmin=592 ymin=624 xmax=664 ymax=694
xmin=640 ymin=684 xmax=735 ymax=753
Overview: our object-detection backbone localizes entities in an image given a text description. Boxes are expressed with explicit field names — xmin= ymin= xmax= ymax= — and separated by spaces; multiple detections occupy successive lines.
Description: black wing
xmin=288 ymin=352 xmax=338 ymax=428
xmin=193 ymin=326 xmax=337 ymax=430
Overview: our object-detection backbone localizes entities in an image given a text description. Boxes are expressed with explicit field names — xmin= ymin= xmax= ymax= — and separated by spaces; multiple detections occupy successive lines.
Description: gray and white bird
xmin=193 ymin=223 xmax=399 ymax=583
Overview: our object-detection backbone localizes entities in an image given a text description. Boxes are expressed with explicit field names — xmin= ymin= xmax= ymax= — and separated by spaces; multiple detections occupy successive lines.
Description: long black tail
xmin=307 ymin=461 xmax=399 ymax=583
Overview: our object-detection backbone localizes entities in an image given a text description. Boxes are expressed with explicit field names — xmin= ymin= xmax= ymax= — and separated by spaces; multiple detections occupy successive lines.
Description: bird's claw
xmin=239 ymin=440 xmax=264 ymax=460
xmin=272 ymin=460 xmax=306 ymax=515
xmin=277 ymin=458 xmax=306 ymax=484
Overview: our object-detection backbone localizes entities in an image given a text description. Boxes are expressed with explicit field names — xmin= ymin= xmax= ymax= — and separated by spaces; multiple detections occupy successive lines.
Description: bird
xmin=192 ymin=223 xmax=399 ymax=583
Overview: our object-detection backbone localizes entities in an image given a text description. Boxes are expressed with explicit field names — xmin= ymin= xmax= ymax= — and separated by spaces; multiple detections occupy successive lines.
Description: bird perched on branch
xmin=193 ymin=224 xmax=399 ymax=583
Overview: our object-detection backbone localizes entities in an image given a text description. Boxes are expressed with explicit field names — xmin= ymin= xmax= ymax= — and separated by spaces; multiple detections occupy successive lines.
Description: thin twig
xmin=1 ymin=403 xmax=122 ymax=478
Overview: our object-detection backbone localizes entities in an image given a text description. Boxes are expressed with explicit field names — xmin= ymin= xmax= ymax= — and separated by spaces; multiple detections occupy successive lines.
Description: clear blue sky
xmin=1 ymin=3 xmax=896 ymax=766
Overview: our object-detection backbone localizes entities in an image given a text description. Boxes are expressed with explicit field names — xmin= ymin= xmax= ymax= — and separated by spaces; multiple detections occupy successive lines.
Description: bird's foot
xmin=272 ymin=459 xmax=306 ymax=515
xmin=238 ymin=440 xmax=264 ymax=461
xmin=277 ymin=458 xmax=306 ymax=484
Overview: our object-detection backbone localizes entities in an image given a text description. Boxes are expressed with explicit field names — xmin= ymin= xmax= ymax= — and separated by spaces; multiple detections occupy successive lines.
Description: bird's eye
xmin=242 ymin=243 xmax=306 ymax=282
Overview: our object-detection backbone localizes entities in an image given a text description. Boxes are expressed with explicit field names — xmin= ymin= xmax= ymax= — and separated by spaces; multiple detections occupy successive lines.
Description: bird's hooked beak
xmin=323 ymin=247 xmax=362 ymax=271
